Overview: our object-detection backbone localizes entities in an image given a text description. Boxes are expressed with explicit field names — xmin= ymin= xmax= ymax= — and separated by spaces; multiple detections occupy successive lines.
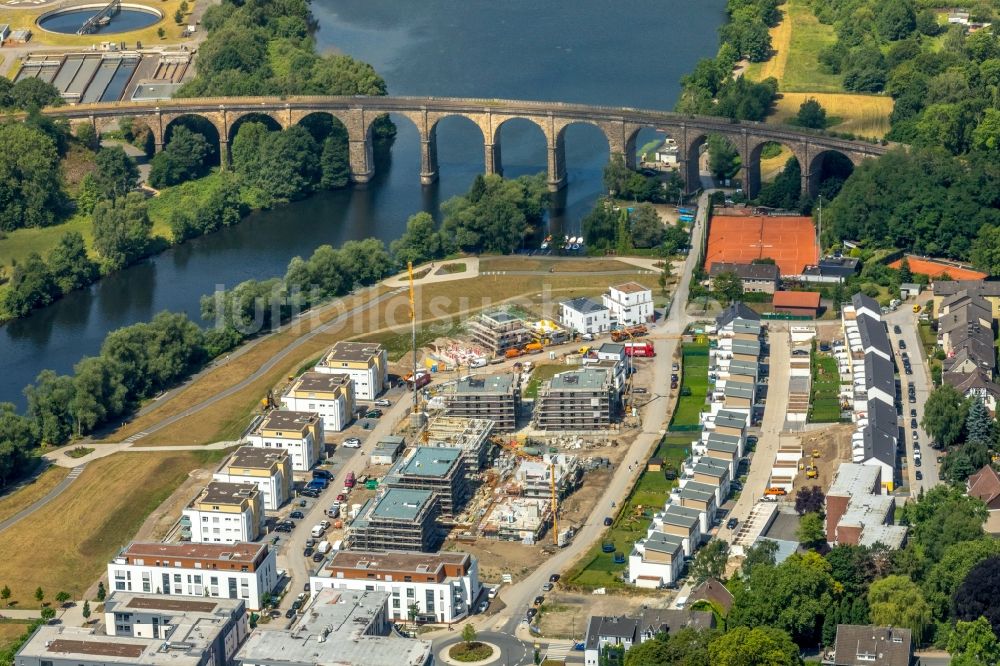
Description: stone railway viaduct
xmin=44 ymin=95 xmax=893 ymax=198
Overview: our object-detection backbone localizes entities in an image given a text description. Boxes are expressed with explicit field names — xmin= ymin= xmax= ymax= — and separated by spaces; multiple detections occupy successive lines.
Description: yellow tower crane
xmin=551 ymin=461 xmax=559 ymax=546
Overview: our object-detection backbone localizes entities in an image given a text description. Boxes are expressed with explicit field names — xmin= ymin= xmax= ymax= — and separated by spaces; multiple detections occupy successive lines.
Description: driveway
xmin=884 ymin=301 xmax=941 ymax=495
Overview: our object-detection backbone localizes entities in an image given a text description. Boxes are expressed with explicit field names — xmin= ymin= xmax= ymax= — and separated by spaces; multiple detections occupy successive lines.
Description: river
xmin=0 ymin=0 xmax=726 ymax=406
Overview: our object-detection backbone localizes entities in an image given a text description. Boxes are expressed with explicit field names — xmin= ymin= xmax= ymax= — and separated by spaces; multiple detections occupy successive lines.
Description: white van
xmin=311 ymin=524 xmax=325 ymax=538
xmin=317 ymin=540 xmax=332 ymax=554
xmin=470 ymin=357 xmax=487 ymax=368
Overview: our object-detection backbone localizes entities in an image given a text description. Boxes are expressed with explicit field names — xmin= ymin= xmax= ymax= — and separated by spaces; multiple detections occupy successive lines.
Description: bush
xmin=448 ymin=642 xmax=494 ymax=662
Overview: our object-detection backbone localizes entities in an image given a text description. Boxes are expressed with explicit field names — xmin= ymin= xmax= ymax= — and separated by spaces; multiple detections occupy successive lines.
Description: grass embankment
xmin=671 ymin=340 xmax=710 ymax=428
xmin=0 ymin=0 xmax=195 ymax=49
xmin=116 ymin=270 xmax=659 ymax=446
xmin=478 ymin=257 xmax=636 ymax=273
xmin=809 ymin=351 xmax=842 ymax=422
xmin=564 ymin=436 xmax=689 ymax=590
xmin=742 ymin=0 xmax=894 ymax=138
xmin=0 ymin=465 xmax=68 ymax=524
xmin=524 ymin=363 xmax=565 ymax=399
xmin=0 ymin=450 xmax=226 ymax=607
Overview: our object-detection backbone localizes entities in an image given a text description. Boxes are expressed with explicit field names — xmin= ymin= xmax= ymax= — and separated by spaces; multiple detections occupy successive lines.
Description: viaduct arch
xmin=66 ymin=96 xmax=893 ymax=197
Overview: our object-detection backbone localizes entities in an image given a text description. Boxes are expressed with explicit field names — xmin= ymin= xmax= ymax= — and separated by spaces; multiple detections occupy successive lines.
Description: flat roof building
xmin=108 ymin=542 xmax=278 ymax=611
xmin=348 ymin=488 xmax=441 ymax=553
xmin=281 ymin=371 xmax=355 ymax=432
xmin=181 ymin=481 xmax=264 ymax=544
xmin=213 ymin=445 xmax=293 ymax=511
xmin=534 ymin=367 xmax=616 ymax=431
xmin=314 ymin=341 xmax=388 ymax=401
xmin=311 ymin=550 xmax=481 ymax=624
xmin=245 ymin=410 xmax=323 ymax=472
xmin=603 ymin=282 xmax=653 ymax=326
xmin=15 ymin=593 xmax=248 ymax=666
xmin=444 ymin=373 xmax=520 ymax=431
xmin=423 ymin=415 xmax=495 ymax=473
xmin=826 ymin=463 xmax=907 ymax=549
xmin=370 ymin=435 xmax=406 ymax=466
xmin=236 ymin=588 xmax=433 ymax=666
xmin=467 ymin=310 xmax=533 ymax=356
xmin=560 ymin=297 xmax=611 ymax=335
xmin=384 ymin=446 xmax=470 ymax=518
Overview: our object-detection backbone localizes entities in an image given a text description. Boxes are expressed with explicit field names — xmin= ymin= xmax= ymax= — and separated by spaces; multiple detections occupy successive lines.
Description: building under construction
xmin=513 ymin=453 xmax=582 ymax=500
xmin=468 ymin=311 xmax=533 ymax=356
xmin=481 ymin=498 xmax=552 ymax=544
xmin=534 ymin=367 xmax=616 ymax=430
xmin=424 ymin=416 xmax=496 ymax=473
xmin=347 ymin=488 xmax=441 ymax=553
xmin=383 ymin=446 xmax=470 ymax=519
xmin=444 ymin=374 xmax=521 ymax=431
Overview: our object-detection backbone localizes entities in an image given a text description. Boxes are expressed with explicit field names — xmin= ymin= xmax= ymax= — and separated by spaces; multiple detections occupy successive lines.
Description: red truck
xmin=624 ymin=342 xmax=655 ymax=357
xmin=404 ymin=371 xmax=431 ymax=389
xmin=344 ymin=471 xmax=356 ymax=488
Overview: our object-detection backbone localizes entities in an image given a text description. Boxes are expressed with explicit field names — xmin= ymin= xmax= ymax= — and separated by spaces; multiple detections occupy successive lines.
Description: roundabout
xmin=442 ymin=641 xmax=500 ymax=664
xmin=434 ymin=631 xmax=533 ymax=666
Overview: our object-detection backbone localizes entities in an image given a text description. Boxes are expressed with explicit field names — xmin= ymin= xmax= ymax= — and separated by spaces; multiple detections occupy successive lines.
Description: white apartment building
xmin=281 ymin=371 xmax=355 ymax=432
xmin=314 ymin=341 xmax=388 ymax=401
xmin=181 ymin=481 xmax=264 ymax=544
xmin=108 ymin=542 xmax=278 ymax=611
xmin=559 ymin=297 xmax=611 ymax=335
xmin=244 ymin=410 xmax=323 ymax=472
xmin=602 ymin=282 xmax=653 ymax=327
xmin=212 ymin=446 xmax=293 ymax=512
xmin=628 ymin=531 xmax=684 ymax=588
xmin=310 ymin=550 xmax=481 ymax=624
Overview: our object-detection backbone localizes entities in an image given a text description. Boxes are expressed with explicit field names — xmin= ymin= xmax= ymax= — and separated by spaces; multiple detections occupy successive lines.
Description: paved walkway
xmin=0 ymin=465 xmax=85 ymax=533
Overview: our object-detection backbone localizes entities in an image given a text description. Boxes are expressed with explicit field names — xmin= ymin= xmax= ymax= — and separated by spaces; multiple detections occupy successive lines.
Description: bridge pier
xmin=218 ymin=138 xmax=229 ymax=171
xmin=349 ymin=137 xmax=374 ymax=184
xmin=546 ymin=133 xmax=567 ymax=192
xmin=484 ymin=142 xmax=502 ymax=178
xmin=420 ymin=126 xmax=438 ymax=186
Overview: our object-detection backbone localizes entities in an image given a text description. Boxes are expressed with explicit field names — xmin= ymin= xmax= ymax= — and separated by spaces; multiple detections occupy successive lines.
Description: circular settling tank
xmin=37 ymin=4 xmax=161 ymax=35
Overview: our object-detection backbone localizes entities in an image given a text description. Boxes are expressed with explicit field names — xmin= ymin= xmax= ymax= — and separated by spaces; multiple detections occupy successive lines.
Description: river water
xmin=0 ymin=0 xmax=726 ymax=406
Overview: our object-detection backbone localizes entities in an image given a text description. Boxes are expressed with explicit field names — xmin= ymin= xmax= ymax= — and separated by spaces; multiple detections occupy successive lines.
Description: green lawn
xmin=744 ymin=0 xmax=841 ymax=92
xmin=524 ymin=363 xmax=565 ymax=399
xmin=566 ymin=436 xmax=690 ymax=590
xmin=358 ymin=320 xmax=463 ymax=362
xmin=809 ymin=351 xmax=842 ymax=422
xmin=670 ymin=341 xmax=710 ymax=428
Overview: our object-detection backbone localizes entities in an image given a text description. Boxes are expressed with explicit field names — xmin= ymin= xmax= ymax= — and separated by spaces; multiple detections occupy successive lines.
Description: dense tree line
xmin=2 ymin=233 xmax=98 ymax=317
xmin=582 ymin=199 xmax=690 ymax=255
xmin=602 ymin=156 xmax=685 ymax=203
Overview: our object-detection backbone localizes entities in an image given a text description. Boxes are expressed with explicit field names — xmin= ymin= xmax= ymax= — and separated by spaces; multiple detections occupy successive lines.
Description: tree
xmin=876 ymin=0 xmax=916 ymax=40
xmin=148 ymin=126 xmax=212 ymax=188
xmin=954 ymin=556 xmax=1000 ymax=639
xmin=389 ymin=212 xmax=443 ymax=266
xmin=707 ymin=135 xmax=741 ymax=180
xmin=713 ymin=271 xmax=743 ymax=305
xmin=91 ymin=192 xmax=153 ymax=271
xmin=40 ymin=607 xmax=55 ymax=622
xmin=34 ymin=587 xmax=44 ymax=604
xmin=24 ymin=370 xmax=75 ymax=445
xmin=9 ymin=78 xmax=61 ymax=110
xmin=690 ymin=539 xmax=729 ymax=585
xmin=92 ymin=146 xmax=139 ymax=201
xmin=794 ymin=486 xmax=825 ymax=515
xmin=157 ymin=26 xmax=166 ymax=39
xmin=923 ymin=538 xmax=1000 ymax=620
xmin=898 ymin=257 xmax=913 ymax=283
xmin=82 ymin=599 xmax=91 ymax=620
xmin=742 ymin=539 xmax=779 ymax=578
xmin=630 ymin=204 xmax=666 ymax=248
xmin=922 ymin=384 xmax=969 ymax=447
xmin=440 ymin=174 xmax=547 ymax=254
xmin=624 ymin=633 xmax=672 ymax=666
xmin=55 ymin=591 xmax=70 ymax=606
xmin=965 ymin=398 xmax=996 ymax=447
xmin=461 ymin=623 xmax=477 ymax=645
xmin=2 ymin=253 xmax=58 ymax=318
xmin=971 ymin=226 xmax=1000 ymax=275
xmin=948 ymin=617 xmax=1000 ymax=666
xmin=868 ymin=575 xmax=931 ymax=643
xmin=729 ymin=551 xmax=837 ymax=646
xmin=1 ymin=585 xmax=10 ymax=606
xmin=96 ymin=582 xmax=106 ymax=602
xmin=76 ymin=123 xmax=98 ymax=150
xmin=797 ymin=512 xmax=826 ymax=549
xmin=826 ymin=545 xmax=877 ymax=598
xmin=0 ymin=123 xmax=65 ymax=231
xmin=174 ymin=8 xmax=184 ymax=24
xmin=796 ymin=98 xmax=827 ymax=129
xmin=47 ymin=232 xmax=99 ymax=294
xmin=708 ymin=626 xmax=802 ymax=666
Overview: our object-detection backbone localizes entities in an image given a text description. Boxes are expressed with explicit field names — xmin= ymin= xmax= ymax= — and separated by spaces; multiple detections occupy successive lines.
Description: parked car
xmin=549 ymin=574 xmax=560 ymax=583
xmin=305 ymin=538 xmax=315 ymax=548
xmin=312 ymin=552 xmax=325 ymax=562
xmin=312 ymin=469 xmax=333 ymax=480
xmin=910 ymin=408 xmax=917 ymax=418
xmin=746 ymin=435 xmax=759 ymax=446
xmin=898 ymin=340 xmax=906 ymax=350
xmin=534 ymin=596 xmax=544 ymax=605
xmin=893 ymin=325 xmax=902 ymax=334
xmin=915 ymin=470 xmax=923 ymax=481
xmin=303 ymin=547 xmax=314 ymax=557
xmin=364 ymin=409 xmax=383 ymax=419
xmin=672 ymin=363 xmax=680 ymax=371
xmin=542 ymin=582 xmax=553 ymax=592
xmin=374 ymin=399 xmax=392 ymax=407
xmin=275 ymin=524 xmax=293 ymax=533
xmin=726 ymin=517 xmax=739 ymax=530
xmin=290 ymin=510 xmax=305 ymax=520
xmin=603 ymin=517 xmax=613 ymax=526
xmin=914 ymin=457 xmax=922 ymax=467
xmin=285 ymin=608 xmax=296 ymax=619
xmin=633 ymin=387 xmax=648 ymax=394
xmin=526 ymin=608 xmax=537 ymax=619
xmin=291 ymin=600 xmax=303 ymax=611
xmin=337 ymin=493 xmax=348 ymax=502
xmin=910 ymin=418 xmax=918 ymax=429
xmin=478 ymin=600 xmax=489 ymax=613
xmin=343 ymin=438 xmax=362 ymax=448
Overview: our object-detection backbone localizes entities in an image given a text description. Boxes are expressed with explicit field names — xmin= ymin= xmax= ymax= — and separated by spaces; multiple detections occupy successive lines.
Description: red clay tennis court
xmin=888 ymin=255 xmax=987 ymax=281
xmin=704 ymin=216 xmax=818 ymax=276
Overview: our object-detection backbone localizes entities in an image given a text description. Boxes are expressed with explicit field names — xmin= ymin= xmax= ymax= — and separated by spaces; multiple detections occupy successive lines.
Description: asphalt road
xmin=479 ymin=191 xmax=710 ymax=635
xmin=885 ymin=301 xmax=941 ymax=495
